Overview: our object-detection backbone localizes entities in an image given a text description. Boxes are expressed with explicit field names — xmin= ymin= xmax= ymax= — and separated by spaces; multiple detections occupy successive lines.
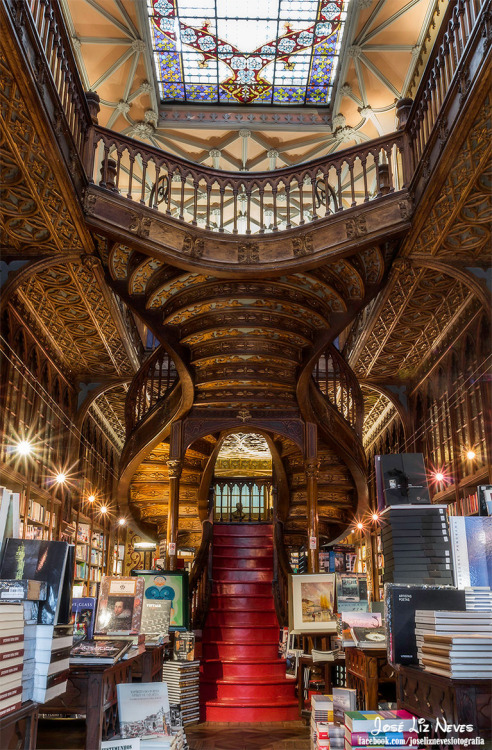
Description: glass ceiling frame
xmin=148 ymin=0 xmax=349 ymax=107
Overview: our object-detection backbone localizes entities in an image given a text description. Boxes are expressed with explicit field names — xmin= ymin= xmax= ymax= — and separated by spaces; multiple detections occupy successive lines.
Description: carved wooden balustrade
xmin=89 ymin=127 xmax=406 ymax=236
xmin=125 ymin=346 xmax=178 ymax=437
xmin=22 ymin=0 xmax=91 ymax=156
xmin=313 ymin=344 xmax=364 ymax=438
xmin=213 ymin=477 xmax=273 ymax=523
xmin=407 ymin=0 xmax=484 ymax=167
xmin=272 ymin=518 xmax=292 ymax=627
xmin=189 ymin=510 xmax=213 ymax=630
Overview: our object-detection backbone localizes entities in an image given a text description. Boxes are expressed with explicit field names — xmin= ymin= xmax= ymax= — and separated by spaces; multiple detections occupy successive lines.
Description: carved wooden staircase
xmin=200 ymin=523 xmax=298 ymax=722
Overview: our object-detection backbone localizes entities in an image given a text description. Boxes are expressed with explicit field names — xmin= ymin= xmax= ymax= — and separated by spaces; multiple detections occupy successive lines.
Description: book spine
xmin=449 ymin=517 xmax=470 ymax=588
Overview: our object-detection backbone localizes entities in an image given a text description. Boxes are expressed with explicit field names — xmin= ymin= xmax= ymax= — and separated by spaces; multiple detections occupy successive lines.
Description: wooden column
xmin=166 ymin=459 xmax=182 ymax=570
xmin=305 ymin=458 xmax=320 ymax=573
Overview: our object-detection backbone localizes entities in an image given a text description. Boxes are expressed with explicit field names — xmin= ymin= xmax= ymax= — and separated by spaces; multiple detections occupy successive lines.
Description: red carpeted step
xmin=201 ymin=523 xmax=297 ymax=722
xmin=201 ymin=658 xmax=288 ymax=680
xmin=205 ymin=609 xmax=277 ymax=627
xmin=213 ymin=556 xmax=273 ymax=570
xmin=208 ymin=594 xmax=275 ymax=611
xmin=212 ymin=546 xmax=273 ymax=559
xmin=202 ymin=640 xmax=279 ymax=660
xmin=213 ymin=524 xmax=272 ymax=536
xmin=202 ymin=624 xmax=279 ymax=642
xmin=201 ymin=678 xmax=296 ymax=701
xmin=212 ymin=580 xmax=272 ymax=596
xmin=202 ymin=698 xmax=299 ymax=723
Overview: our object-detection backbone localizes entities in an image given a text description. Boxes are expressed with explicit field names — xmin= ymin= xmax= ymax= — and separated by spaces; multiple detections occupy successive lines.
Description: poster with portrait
xmin=131 ymin=570 xmax=189 ymax=631
xmin=95 ymin=576 xmax=144 ymax=635
xmin=288 ymin=573 xmax=337 ymax=633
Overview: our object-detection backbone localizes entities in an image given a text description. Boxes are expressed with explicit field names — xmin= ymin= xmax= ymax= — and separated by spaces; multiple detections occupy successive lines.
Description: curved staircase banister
xmin=272 ymin=518 xmax=292 ymax=627
xmin=312 ymin=343 xmax=365 ymax=438
xmin=189 ymin=512 xmax=214 ymax=630
xmin=125 ymin=344 xmax=179 ymax=436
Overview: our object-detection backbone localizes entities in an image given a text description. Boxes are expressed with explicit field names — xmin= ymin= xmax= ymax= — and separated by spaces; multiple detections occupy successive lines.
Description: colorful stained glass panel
xmin=148 ymin=0 xmax=349 ymax=105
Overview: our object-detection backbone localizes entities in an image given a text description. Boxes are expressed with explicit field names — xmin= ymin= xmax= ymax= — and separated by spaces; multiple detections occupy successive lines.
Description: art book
xmin=332 ymin=686 xmax=356 ymax=724
xmin=338 ymin=612 xmax=382 ymax=643
xmin=71 ymin=597 xmax=96 ymax=641
xmin=117 ymin=682 xmax=171 ymax=739
xmin=0 ymin=539 xmax=69 ymax=625
xmin=449 ymin=516 xmax=492 ymax=588
xmin=95 ymin=577 xmax=144 ymax=635
xmin=173 ymin=632 xmax=195 ymax=661
xmin=350 ymin=626 xmax=387 ymax=648
xmin=69 ymin=639 xmax=132 ymax=664
xmin=336 ymin=573 xmax=368 ymax=604
xmin=139 ymin=573 xmax=173 ymax=635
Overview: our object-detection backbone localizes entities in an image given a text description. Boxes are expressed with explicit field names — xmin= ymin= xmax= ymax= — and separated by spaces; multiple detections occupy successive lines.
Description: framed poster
xmin=131 ymin=570 xmax=189 ymax=631
xmin=288 ymin=573 xmax=337 ymax=633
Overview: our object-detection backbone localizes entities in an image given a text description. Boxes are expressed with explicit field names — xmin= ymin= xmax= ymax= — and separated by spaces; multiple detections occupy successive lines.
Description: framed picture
xmin=288 ymin=573 xmax=337 ymax=633
xmin=131 ymin=570 xmax=189 ymax=631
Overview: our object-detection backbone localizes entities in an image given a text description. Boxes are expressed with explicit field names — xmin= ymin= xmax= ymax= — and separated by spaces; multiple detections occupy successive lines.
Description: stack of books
xmin=465 ymin=586 xmax=492 ymax=611
xmin=420 ymin=633 xmax=492 ymax=679
xmin=415 ymin=610 xmax=492 ymax=663
xmin=311 ymin=721 xmax=343 ymax=749
xmin=380 ymin=505 xmax=453 ymax=585
xmin=344 ymin=710 xmax=418 ymax=749
xmin=31 ymin=623 xmax=73 ymax=703
xmin=162 ymin=660 xmax=200 ymax=726
xmin=310 ymin=694 xmax=334 ymax=743
xmin=0 ymin=602 xmax=24 ymax=718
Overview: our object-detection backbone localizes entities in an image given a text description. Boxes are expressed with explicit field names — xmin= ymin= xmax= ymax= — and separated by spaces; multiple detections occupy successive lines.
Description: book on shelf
xmin=117 ymin=682 xmax=172 ymax=739
xmin=71 ymin=597 xmax=97 ymax=641
xmin=350 ymin=626 xmax=387 ymax=648
xmin=345 ymin=710 xmax=415 ymax=734
xmin=70 ymin=638 xmax=133 ymax=664
xmin=0 ymin=539 xmax=71 ymax=625
xmin=95 ymin=576 xmax=144 ymax=635
xmin=478 ymin=485 xmax=492 ymax=516
xmin=0 ymin=488 xmax=20 ymax=555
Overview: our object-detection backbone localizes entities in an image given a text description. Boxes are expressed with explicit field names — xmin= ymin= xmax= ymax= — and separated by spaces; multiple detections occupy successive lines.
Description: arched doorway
xmin=213 ymin=432 xmax=273 ymax=523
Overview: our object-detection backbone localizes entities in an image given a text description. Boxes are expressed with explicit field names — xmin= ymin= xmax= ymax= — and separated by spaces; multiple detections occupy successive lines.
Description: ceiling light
xmin=55 ymin=473 xmax=66 ymax=484
xmin=100 ymin=506 xmax=108 ymax=514
xmin=118 ymin=518 xmax=126 ymax=526
xmin=88 ymin=495 xmax=95 ymax=503
xmin=16 ymin=440 xmax=32 ymax=456
xmin=371 ymin=513 xmax=379 ymax=522
xmin=466 ymin=450 xmax=476 ymax=460
xmin=356 ymin=522 xmax=364 ymax=530
xmin=434 ymin=472 xmax=444 ymax=482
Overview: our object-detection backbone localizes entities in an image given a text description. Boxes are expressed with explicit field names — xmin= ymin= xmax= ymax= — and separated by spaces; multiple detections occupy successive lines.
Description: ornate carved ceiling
xmin=345 ymin=93 xmax=491 ymax=385
xmin=89 ymin=383 xmax=129 ymax=449
xmin=60 ymin=0 xmax=445 ymax=169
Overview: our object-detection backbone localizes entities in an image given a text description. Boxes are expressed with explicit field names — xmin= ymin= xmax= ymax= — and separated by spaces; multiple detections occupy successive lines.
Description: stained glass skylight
xmin=148 ymin=0 xmax=349 ymax=106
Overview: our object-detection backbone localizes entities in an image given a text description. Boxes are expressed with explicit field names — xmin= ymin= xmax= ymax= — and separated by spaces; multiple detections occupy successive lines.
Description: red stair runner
xmin=200 ymin=523 xmax=298 ymax=722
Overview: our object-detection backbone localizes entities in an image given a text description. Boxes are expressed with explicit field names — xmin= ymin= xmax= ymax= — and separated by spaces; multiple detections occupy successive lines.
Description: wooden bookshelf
xmin=71 ymin=510 xmax=108 ymax=596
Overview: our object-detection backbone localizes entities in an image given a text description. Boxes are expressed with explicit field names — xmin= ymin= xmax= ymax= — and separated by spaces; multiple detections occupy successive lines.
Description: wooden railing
xmin=189 ymin=510 xmax=213 ymax=630
xmin=272 ymin=518 xmax=291 ymax=627
xmin=90 ymin=127 xmax=406 ymax=236
xmin=313 ymin=345 xmax=364 ymax=437
xmin=213 ymin=477 xmax=273 ymax=523
xmin=22 ymin=0 xmax=91 ymax=156
xmin=10 ymin=0 xmax=486 ymax=240
xmin=407 ymin=0 xmax=484 ymax=167
xmin=125 ymin=346 xmax=178 ymax=436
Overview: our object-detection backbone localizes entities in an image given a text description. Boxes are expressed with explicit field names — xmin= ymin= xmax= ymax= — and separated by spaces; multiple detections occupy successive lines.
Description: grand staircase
xmin=200 ymin=523 xmax=298 ymax=721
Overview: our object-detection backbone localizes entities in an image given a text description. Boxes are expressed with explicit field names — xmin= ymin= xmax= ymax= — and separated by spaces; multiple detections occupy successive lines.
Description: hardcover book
xmin=449 ymin=516 xmax=492 ymax=588
xmin=140 ymin=573 xmax=173 ymax=635
xmin=333 ymin=686 xmax=356 ymax=723
xmin=173 ymin=632 xmax=195 ymax=661
xmin=350 ymin=626 xmax=387 ymax=648
xmin=71 ymin=597 xmax=96 ymax=641
xmin=69 ymin=638 xmax=133 ymax=664
xmin=386 ymin=584 xmax=466 ymax=665
xmin=95 ymin=577 xmax=144 ymax=634
xmin=378 ymin=453 xmax=430 ymax=509
xmin=117 ymin=682 xmax=171 ymax=738
xmin=336 ymin=573 xmax=367 ymax=604
xmin=0 ymin=539 xmax=69 ymax=625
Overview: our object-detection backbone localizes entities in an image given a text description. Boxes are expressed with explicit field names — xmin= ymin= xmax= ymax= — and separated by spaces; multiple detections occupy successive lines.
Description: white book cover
xmin=118 ymin=682 xmax=172 ymax=739
xmin=101 ymin=740 xmax=141 ymax=750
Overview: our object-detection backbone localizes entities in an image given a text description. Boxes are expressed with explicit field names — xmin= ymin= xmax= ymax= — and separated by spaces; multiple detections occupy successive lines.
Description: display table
xmin=345 ymin=647 xmax=397 ymax=710
xmin=41 ymin=646 xmax=165 ymax=750
xmin=0 ymin=701 xmax=39 ymax=750
xmin=397 ymin=665 xmax=492 ymax=742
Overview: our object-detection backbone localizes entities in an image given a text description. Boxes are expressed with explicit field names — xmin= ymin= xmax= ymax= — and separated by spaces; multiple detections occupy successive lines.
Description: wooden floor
xmin=36 ymin=719 xmax=311 ymax=749
xmin=187 ymin=722 xmax=310 ymax=750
